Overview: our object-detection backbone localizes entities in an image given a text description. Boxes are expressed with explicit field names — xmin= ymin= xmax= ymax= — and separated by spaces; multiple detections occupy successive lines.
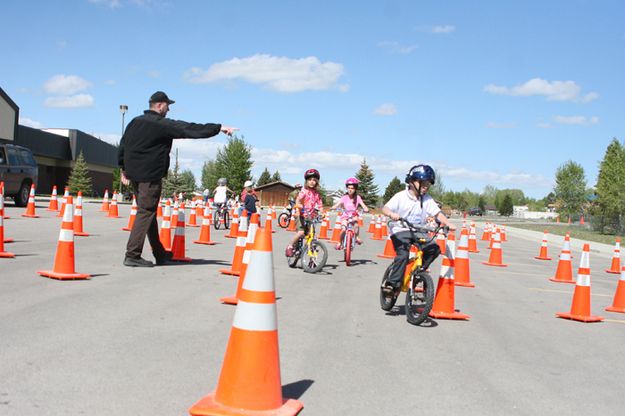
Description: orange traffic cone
xmin=381 ymin=219 xmax=388 ymax=238
xmin=556 ymin=244 xmax=603 ymax=322
xmin=38 ymin=196 xmax=90 ymax=280
xmin=371 ymin=216 xmax=383 ymax=241
xmin=100 ymin=189 xmax=110 ymax=212
xmin=605 ymin=238 xmax=621 ymax=274
xmin=436 ymin=228 xmax=446 ymax=255
xmin=157 ymin=198 xmax=163 ymax=218
xmin=480 ymin=223 xmax=491 ymax=241
xmin=159 ymin=200 xmax=172 ymax=251
xmin=0 ymin=190 xmax=13 ymax=244
xmin=122 ymin=195 xmax=137 ymax=231
xmin=549 ymin=234 xmax=575 ymax=283
xmin=318 ymin=214 xmax=329 ymax=240
xmin=468 ymin=222 xmax=479 ymax=253
xmin=0 ymin=194 xmax=15 ymax=258
xmin=73 ymin=192 xmax=89 ymax=237
xmin=429 ymin=233 xmax=470 ymax=320
xmin=171 ymin=200 xmax=179 ymax=227
xmin=606 ymin=267 xmax=625 ymax=313
xmin=580 ymin=215 xmax=585 ymax=225
xmin=194 ymin=206 xmax=217 ymax=245
xmin=225 ymin=211 xmax=239 ymax=239
xmin=331 ymin=216 xmax=343 ymax=243
xmin=189 ymin=225 xmax=304 ymax=416
xmin=534 ymin=230 xmax=552 ymax=260
xmin=107 ymin=191 xmax=120 ymax=218
xmin=187 ymin=200 xmax=199 ymax=227
xmin=286 ymin=208 xmax=297 ymax=232
xmin=170 ymin=204 xmax=192 ymax=262
xmin=500 ymin=225 xmax=507 ymax=242
xmin=265 ymin=207 xmax=275 ymax=233
xmin=57 ymin=187 xmax=69 ymax=217
xmin=367 ymin=216 xmax=376 ymax=233
xmin=47 ymin=185 xmax=59 ymax=211
xmin=377 ymin=235 xmax=396 ymax=259
xmin=221 ymin=213 xmax=261 ymax=305
xmin=21 ymin=183 xmax=39 ymax=218
xmin=220 ymin=211 xmax=248 ymax=276
xmin=482 ymin=227 xmax=507 ymax=267
xmin=357 ymin=215 xmax=363 ymax=227
xmin=196 ymin=200 xmax=204 ymax=219
xmin=454 ymin=228 xmax=474 ymax=288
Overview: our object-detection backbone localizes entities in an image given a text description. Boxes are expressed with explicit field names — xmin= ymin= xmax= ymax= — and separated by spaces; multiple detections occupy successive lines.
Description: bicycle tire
xmin=344 ymin=230 xmax=353 ymax=266
xmin=302 ymin=240 xmax=328 ymax=273
xmin=380 ymin=266 xmax=398 ymax=311
xmin=278 ymin=213 xmax=289 ymax=228
xmin=287 ymin=251 xmax=300 ymax=268
xmin=214 ymin=211 xmax=222 ymax=230
xmin=224 ymin=211 xmax=230 ymax=229
xmin=405 ymin=271 xmax=434 ymax=325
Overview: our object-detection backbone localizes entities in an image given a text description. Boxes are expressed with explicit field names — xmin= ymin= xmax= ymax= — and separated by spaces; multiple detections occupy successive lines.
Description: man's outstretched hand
xmin=221 ymin=126 xmax=239 ymax=136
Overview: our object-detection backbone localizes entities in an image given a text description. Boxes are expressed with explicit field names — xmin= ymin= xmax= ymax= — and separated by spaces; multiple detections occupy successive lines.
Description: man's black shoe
xmin=124 ymin=256 xmax=154 ymax=267
xmin=154 ymin=251 xmax=174 ymax=265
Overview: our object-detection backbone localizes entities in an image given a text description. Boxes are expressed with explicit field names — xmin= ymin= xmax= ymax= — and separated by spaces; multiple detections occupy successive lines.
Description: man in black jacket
xmin=118 ymin=91 xmax=237 ymax=267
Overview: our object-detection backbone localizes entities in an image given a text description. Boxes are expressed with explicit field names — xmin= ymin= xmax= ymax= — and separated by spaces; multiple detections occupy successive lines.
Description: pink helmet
xmin=345 ymin=177 xmax=360 ymax=188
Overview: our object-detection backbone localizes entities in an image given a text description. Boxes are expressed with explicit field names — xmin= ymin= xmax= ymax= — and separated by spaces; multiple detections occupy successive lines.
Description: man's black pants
xmin=388 ymin=230 xmax=441 ymax=287
xmin=125 ymin=181 xmax=167 ymax=260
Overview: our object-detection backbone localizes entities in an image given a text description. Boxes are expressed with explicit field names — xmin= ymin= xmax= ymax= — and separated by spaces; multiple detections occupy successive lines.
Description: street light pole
xmin=119 ymin=105 xmax=128 ymax=199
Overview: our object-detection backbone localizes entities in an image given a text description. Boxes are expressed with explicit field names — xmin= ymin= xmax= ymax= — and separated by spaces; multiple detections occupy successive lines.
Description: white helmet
xmin=244 ymin=180 xmax=253 ymax=188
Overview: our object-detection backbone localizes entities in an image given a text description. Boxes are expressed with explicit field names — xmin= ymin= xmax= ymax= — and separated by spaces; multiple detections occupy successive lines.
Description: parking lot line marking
xmin=604 ymin=319 xmax=625 ymax=324
xmin=528 ymin=287 xmax=612 ymax=297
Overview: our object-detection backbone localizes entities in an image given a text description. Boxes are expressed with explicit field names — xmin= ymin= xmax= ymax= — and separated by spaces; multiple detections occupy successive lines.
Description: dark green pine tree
xmin=162 ymin=149 xmax=184 ymax=198
xmin=383 ymin=176 xmax=404 ymax=203
xmin=215 ymin=135 xmax=253 ymax=195
xmin=201 ymin=160 xmax=219 ymax=192
xmin=355 ymin=158 xmax=380 ymax=207
xmin=67 ymin=151 xmax=93 ymax=196
xmin=257 ymin=168 xmax=272 ymax=186
xmin=498 ymin=194 xmax=514 ymax=216
xmin=595 ymin=138 xmax=625 ymax=234
xmin=180 ymin=170 xmax=197 ymax=195
xmin=271 ymin=170 xmax=282 ymax=182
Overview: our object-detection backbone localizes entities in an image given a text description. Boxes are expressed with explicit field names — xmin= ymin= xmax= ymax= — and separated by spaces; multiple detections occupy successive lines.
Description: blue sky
xmin=2 ymin=0 xmax=624 ymax=199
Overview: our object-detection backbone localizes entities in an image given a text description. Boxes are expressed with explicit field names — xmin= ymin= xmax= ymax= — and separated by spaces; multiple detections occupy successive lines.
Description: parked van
xmin=0 ymin=143 xmax=39 ymax=206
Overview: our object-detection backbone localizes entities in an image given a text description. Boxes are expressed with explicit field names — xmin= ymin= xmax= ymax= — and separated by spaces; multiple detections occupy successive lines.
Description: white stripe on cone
xmin=232 ymin=301 xmax=277 ymax=331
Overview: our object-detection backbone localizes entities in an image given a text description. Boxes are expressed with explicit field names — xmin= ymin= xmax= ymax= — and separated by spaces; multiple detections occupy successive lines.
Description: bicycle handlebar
xmin=395 ymin=217 xmax=449 ymax=242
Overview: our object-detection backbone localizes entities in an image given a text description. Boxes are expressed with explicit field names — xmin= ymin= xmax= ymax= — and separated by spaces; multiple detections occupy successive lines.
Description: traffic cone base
xmin=606 ymin=269 xmax=621 ymax=275
xmin=172 ymin=256 xmax=192 ymax=262
xmin=0 ymin=252 xmax=15 ymax=258
xmin=556 ymin=312 xmax=603 ymax=322
xmin=549 ymin=277 xmax=575 ymax=284
xmin=4 ymin=238 xmax=14 ymax=243
xmin=219 ymin=295 xmax=238 ymax=305
xmin=194 ymin=240 xmax=217 ymax=245
xmin=605 ymin=272 xmax=625 ymax=313
xmin=37 ymin=270 xmax=90 ymax=280
xmin=75 ymin=231 xmax=90 ymax=237
xmin=430 ymin=310 xmax=471 ymax=320
xmin=189 ymin=392 xmax=303 ymax=416
xmin=605 ymin=306 xmax=625 ymax=313
xmin=481 ymin=261 xmax=508 ymax=268
xmin=21 ymin=213 xmax=39 ymax=218
xmin=535 ymin=255 xmax=552 ymax=260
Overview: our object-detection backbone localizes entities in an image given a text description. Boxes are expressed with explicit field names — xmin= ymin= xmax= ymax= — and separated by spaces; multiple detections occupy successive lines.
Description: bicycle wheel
xmin=224 ymin=211 xmax=230 ymax=229
xmin=344 ymin=230 xmax=353 ymax=266
xmin=287 ymin=251 xmax=301 ymax=268
xmin=405 ymin=271 xmax=435 ymax=325
xmin=302 ymin=240 xmax=328 ymax=273
xmin=278 ymin=213 xmax=289 ymax=228
xmin=214 ymin=211 xmax=222 ymax=230
xmin=380 ymin=266 xmax=398 ymax=311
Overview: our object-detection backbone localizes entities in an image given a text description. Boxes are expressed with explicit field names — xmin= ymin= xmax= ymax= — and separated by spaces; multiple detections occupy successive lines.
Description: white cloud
xmin=87 ymin=132 xmax=121 ymax=145
xmin=19 ymin=117 xmax=43 ymax=128
xmin=553 ymin=115 xmax=599 ymax=125
xmin=536 ymin=122 xmax=553 ymax=129
xmin=485 ymin=121 xmax=516 ymax=129
xmin=104 ymin=79 xmax=116 ymax=85
xmin=374 ymin=103 xmax=397 ymax=116
xmin=88 ymin=0 xmax=121 ymax=7
xmin=484 ymin=78 xmax=598 ymax=103
xmin=431 ymin=25 xmax=456 ymax=34
xmin=377 ymin=41 xmax=417 ymax=54
xmin=44 ymin=74 xmax=92 ymax=95
xmin=183 ymin=54 xmax=346 ymax=93
xmin=44 ymin=94 xmax=95 ymax=108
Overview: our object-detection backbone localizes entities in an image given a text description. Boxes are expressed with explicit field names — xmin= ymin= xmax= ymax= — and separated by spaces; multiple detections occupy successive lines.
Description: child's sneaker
xmin=285 ymin=246 xmax=294 ymax=257
xmin=356 ymin=237 xmax=363 ymax=245
xmin=335 ymin=243 xmax=342 ymax=250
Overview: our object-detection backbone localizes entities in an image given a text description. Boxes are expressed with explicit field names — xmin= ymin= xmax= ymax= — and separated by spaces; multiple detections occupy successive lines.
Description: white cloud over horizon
xmin=44 ymin=94 xmax=95 ymax=108
xmin=553 ymin=115 xmax=599 ymax=125
xmin=374 ymin=103 xmax=397 ymax=116
xmin=44 ymin=75 xmax=92 ymax=95
xmin=183 ymin=54 xmax=346 ymax=93
xmin=19 ymin=117 xmax=43 ymax=128
xmin=377 ymin=41 xmax=417 ymax=54
xmin=484 ymin=78 xmax=598 ymax=103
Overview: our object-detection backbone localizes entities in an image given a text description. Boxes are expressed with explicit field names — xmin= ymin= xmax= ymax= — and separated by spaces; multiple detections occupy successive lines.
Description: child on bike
xmin=213 ymin=178 xmax=230 ymax=212
xmin=285 ymin=169 xmax=323 ymax=257
xmin=331 ymin=177 xmax=369 ymax=249
xmin=381 ymin=164 xmax=455 ymax=294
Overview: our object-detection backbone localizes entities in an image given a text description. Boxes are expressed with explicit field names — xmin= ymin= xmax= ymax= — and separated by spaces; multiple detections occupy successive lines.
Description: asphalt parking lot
xmin=1 ymin=200 xmax=624 ymax=416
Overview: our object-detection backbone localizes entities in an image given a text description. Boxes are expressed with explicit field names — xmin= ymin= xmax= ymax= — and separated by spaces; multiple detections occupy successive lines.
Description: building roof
xmin=254 ymin=181 xmax=295 ymax=191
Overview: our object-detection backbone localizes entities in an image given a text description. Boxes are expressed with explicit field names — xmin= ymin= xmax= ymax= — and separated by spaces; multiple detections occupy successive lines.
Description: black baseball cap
xmin=149 ymin=91 xmax=175 ymax=104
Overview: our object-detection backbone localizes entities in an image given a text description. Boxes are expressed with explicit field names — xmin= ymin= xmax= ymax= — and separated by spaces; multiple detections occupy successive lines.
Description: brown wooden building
xmin=254 ymin=181 xmax=295 ymax=207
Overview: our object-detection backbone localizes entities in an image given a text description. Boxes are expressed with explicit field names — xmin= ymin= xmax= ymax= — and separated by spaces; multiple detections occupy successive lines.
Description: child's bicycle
xmin=286 ymin=210 xmax=328 ymax=273
xmin=380 ymin=218 xmax=448 ymax=325
xmin=278 ymin=204 xmax=295 ymax=228
xmin=213 ymin=203 xmax=230 ymax=230
xmin=338 ymin=209 xmax=363 ymax=267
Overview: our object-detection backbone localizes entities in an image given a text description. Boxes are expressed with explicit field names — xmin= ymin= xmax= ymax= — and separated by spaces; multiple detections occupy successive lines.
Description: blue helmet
xmin=405 ymin=164 xmax=435 ymax=185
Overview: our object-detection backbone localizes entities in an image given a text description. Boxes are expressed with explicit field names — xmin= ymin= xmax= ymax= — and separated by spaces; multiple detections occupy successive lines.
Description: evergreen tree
xmin=180 ymin=170 xmax=197 ymax=195
xmin=112 ymin=167 xmax=121 ymax=194
xmin=383 ymin=176 xmax=404 ymax=203
xmin=67 ymin=151 xmax=93 ymax=196
xmin=554 ymin=160 xmax=587 ymax=219
xmin=428 ymin=169 xmax=445 ymax=201
xmin=595 ymin=138 xmax=625 ymax=233
xmin=355 ymin=159 xmax=380 ymax=207
xmin=257 ymin=168 xmax=272 ymax=186
xmin=271 ymin=170 xmax=282 ymax=182
xmin=499 ymin=194 xmax=514 ymax=216
xmin=215 ymin=135 xmax=253 ymax=195
xmin=162 ymin=149 xmax=183 ymax=198
xmin=478 ymin=196 xmax=486 ymax=212
xmin=201 ymin=160 xmax=219 ymax=192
